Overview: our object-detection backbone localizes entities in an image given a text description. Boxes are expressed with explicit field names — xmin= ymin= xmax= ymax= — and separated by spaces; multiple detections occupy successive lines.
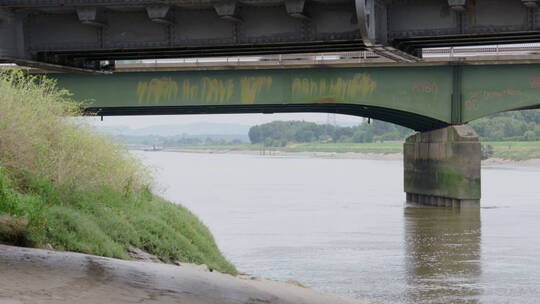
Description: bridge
xmin=52 ymin=63 xmax=540 ymax=131
xmin=3 ymin=0 xmax=540 ymax=71
xmin=3 ymin=0 xmax=540 ymax=207
xmin=46 ymin=60 xmax=540 ymax=207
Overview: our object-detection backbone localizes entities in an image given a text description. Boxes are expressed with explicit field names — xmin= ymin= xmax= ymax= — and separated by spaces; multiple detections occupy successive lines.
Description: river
xmin=137 ymin=151 xmax=540 ymax=304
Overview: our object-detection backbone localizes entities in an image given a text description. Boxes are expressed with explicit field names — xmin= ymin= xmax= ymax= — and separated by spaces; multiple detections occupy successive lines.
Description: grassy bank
xmin=172 ymin=141 xmax=540 ymax=161
xmin=483 ymin=141 xmax=540 ymax=161
xmin=172 ymin=142 xmax=403 ymax=154
xmin=0 ymin=70 xmax=236 ymax=274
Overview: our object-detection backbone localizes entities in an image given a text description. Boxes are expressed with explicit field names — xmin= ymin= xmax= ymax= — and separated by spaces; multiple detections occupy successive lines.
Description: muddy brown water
xmin=140 ymin=151 xmax=540 ymax=304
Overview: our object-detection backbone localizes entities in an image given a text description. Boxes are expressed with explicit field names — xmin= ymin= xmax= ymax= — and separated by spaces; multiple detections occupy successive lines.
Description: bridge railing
xmin=112 ymin=44 xmax=540 ymax=72
xmin=6 ymin=44 xmax=540 ymax=73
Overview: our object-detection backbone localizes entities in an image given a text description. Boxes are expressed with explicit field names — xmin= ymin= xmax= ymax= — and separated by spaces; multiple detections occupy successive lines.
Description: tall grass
xmin=0 ymin=70 xmax=236 ymax=274
xmin=0 ymin=70 xmax=150 ymax=193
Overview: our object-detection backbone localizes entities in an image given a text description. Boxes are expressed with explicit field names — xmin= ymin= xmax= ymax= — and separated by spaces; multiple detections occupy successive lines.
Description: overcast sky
xmin=86 ymin=113 xmax=365 ymax=128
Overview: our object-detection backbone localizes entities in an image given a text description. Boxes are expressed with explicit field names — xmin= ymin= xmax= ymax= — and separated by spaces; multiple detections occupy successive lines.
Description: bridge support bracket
xmin=404 ymin=125 xmax=480 ymax=208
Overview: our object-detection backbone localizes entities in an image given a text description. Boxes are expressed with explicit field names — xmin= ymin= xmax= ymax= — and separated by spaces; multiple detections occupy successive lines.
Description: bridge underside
xmin=4 ymin=0 xmax=540 ymax=71
xmin=88 ymin=103 xmax=449 ymax=132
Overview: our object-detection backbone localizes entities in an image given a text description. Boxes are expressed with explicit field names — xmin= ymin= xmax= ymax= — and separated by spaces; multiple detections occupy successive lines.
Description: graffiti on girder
xmin=137 ymin=77 xmax=179 ymax=104
xmin=291 ymin=73 xmax=376 ymax=101
xmin=136 ymin=76 xmax=274 ymax=104
xmin=240 ymin=77 xmax=273 ymax=104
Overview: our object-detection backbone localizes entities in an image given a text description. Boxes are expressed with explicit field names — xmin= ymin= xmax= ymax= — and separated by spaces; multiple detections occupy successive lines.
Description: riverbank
xmin=0 ymin=68 xmax=367 ymax=304
xmin=0 ymin=244 xmax=366 ymax=304
xmin=161 ymin=142 xmax=540 ymax=167
xmin=164 ymin=141 xmax=540 ymax=159
xmin=0 ymin=183 xmax=237 ymax=274
xmin=164 ymin=142 xmax=403 ymax=155
xmin=0 ymin=71 xmax=235 ymax=274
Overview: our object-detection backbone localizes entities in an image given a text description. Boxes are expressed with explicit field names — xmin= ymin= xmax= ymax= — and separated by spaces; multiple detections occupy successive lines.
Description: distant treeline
xmin=115 ymin=134 xmax=246 ymax=147
xmin=470 ymin=110 xmax=540 ymax=141
xmin=249 ymin=110 xmax=540 ymax=146
xmin=113 ymin=110 xmax=540 ymax=147
xmin=248 ymin=120 xmax=412 ymax=146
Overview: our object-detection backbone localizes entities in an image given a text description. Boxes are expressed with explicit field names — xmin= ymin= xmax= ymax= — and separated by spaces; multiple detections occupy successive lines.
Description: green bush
xmin=0 ymin=70 xmax=236 ymax=274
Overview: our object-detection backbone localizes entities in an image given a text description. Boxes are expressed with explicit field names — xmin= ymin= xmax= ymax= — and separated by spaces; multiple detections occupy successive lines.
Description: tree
xmin=247 ymin=109 xmax=540 ymax=145
xmin=525 ymin=130 xmax=537 ymax=141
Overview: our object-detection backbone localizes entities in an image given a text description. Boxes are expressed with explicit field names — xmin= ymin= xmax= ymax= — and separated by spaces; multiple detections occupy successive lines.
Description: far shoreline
xmin=138 ymin=148 xmax=540 ymax=167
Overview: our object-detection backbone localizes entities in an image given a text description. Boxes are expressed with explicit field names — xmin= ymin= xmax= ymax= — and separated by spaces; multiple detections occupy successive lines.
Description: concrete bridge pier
xmin=404 ymin=125 xmax=481 ymax=208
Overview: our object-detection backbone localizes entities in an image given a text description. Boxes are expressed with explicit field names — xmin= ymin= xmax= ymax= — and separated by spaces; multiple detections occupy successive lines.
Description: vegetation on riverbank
xmin=482 ymin=141 xmax=540 ymax=161
xmin=246 ymin=113 xmax=540 ymax=147
xmin=0 ymin=70 xmax=236 ymax=274
xmin=119 ymin=111 xmax=540 ymax=161
xmin=165 ymin=113 xmax=540 ymax=161
xmin=248 ymin=120 xmax=411 ymax=146
xmin=171 ymin=142 xmax=402 ymax=154
xmin=171 ymin=141 xmax=540 ymax=161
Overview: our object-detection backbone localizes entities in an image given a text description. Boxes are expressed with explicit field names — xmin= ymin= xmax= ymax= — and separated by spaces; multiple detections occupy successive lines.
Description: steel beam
xmin=46 ymin=63 xmax=540 ymax=130
xmin=2 ymin=0 xmax=540 ymax=70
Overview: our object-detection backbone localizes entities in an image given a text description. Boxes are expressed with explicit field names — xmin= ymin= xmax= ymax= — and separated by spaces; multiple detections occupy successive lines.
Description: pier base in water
xmin=404 ymin=125 xmax=481 ymax=207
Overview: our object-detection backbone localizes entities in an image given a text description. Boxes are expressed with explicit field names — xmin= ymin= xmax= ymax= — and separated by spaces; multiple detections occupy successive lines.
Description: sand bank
xmin=0 ymin=245 xmax=366 ymax=304
xmin=164 ymin=148 xmax=540 ymax=167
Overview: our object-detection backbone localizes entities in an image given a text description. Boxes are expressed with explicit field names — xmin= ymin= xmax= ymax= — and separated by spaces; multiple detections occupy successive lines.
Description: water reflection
xmin=404 ymin=205 xmax=482 ymax=304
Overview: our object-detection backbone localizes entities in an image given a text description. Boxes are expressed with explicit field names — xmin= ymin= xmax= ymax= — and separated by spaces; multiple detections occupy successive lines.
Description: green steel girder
xmin=50 ymin=64 xmax=540 ymax=131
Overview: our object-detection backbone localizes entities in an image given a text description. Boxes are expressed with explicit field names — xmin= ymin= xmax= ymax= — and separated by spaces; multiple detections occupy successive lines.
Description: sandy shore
xmin=165 ymin=148 xmax=403 ymax=160
xmin=481 ymin=157 xmax=540 ymax=167
xmin=0 ymin=245 xmax=367 ymax=304
xmin=164 ymin=148 xmax=540 ymax=167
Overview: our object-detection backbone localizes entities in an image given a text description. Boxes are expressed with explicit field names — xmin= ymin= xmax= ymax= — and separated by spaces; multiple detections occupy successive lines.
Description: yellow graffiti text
xmin=240 ymin=77 xmax=273 ymax=104
xmin=200 ymin=78 xmax=235 ymax=103
xmin=182 ymin=80 xmax=199 ymax=100
xmin=181 ymin=78 xmax=235 ymax=103
xmin=292 ymin=73 xmax=376 ymax=100
xmin=137 ymin=78 xmax=179 ymax=104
